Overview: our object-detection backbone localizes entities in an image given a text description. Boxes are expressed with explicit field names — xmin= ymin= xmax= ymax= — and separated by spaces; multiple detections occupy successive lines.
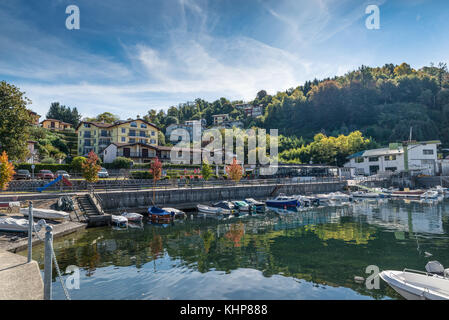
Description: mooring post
xmin=27 ymin=201 xmax=33 ymax=263
xmin=44 ymin=225 xmax=53 ymax=300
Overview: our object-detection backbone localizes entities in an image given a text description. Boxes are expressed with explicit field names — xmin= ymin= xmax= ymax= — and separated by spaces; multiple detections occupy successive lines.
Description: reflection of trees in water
xmin=44 ymin=201 xmax=449 ymax=299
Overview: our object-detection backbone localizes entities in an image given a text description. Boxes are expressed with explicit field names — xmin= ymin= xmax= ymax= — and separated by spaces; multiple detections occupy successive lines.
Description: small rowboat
xmin=112 ymin=215 xmax=128 ymax=228
xmin=148 ymin=206 xmax=174 ymax=223
xmin=197 ymin=204 xmax=231 ymax=217
xmin=121 ymin=212 xmax=143 ymax=222
xmin=0 ymin=217 xmax=32 ymax=233
xmin=21 ymin=208 xmax=70 ymax=221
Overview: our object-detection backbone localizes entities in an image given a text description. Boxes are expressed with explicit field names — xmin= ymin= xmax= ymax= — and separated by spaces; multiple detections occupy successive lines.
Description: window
xmin=140 ymin=131 xmax=146 ymax=137
xmin=151 ymin=131 xmax=155 ymax=136
xmin=369 ymin=157 xmax=379 ymax=162
xmin=121 ymin=137 xmax=125 ymax=142
xmin=385 ymin=167 xmax=397 ymax=172
xmin=129 ymin=138 xmax=135 ymax=143
xmin=385 ymin=155 xmax=396 ymax=161
xmin=84 ymin=123 xmax=90 ymax=128
xmin=423 ymin=149 xmax=434 ymax=155
xmin=355 ymin=157 xmax=364 ymax=163
xmin=150 ymin=139 xmax=156 ymax=144
xmin=121 ymin=128 xmax=126 ymax=133
xmin=130 ymin=122 xmax=137 ymax=127
xmin=129 ymin=130 xmax=136 ymax=136
xmin=141 ymin=123 xmax=147 ymax=128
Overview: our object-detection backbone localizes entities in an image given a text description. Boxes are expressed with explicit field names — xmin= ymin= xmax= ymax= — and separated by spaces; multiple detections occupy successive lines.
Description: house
xmin=41 ymin=119 xmax=73 ymax=131
xmin=234 ymin=103 xmax=251 ymax=110
xmin=28 ymin=110 xmax=40 ymax=126
xmin=103 ymin=143 xmax=158 ymax=164
xmin=76 ymin=119 xmax=160 ymax=156
xmin=212 ymin=114 xmax=229 ymax=125
xmin=344 ymin=140 xmax=441 ymax=176
xmin=244 ymin=105 xmax=263 ymax=118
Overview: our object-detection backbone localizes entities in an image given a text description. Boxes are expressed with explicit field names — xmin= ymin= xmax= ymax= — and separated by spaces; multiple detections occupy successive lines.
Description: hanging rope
xmin=32 ymin=222 xmax=71 ymax=300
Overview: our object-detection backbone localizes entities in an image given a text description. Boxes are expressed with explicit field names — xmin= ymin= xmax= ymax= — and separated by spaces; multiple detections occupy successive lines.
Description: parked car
xmin=37 ymin=170 xmax=55 ymax=180
xmin=98 ymin=167 xmax=109 ymax=178
xmin=56 ymin=170 xmax=70 ymax=179
xmin=14 ymin=169 xmax=31 ymax=180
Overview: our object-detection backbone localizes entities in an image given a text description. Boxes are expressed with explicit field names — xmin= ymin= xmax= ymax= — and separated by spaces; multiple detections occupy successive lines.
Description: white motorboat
xmin=380 ymin=261 xmax=449 ymax=300
xmin=420 ymin=190 xmax=440 ymax=200
xmin=329 ymin=192 xmax=353 ymax=202
xmin=0 ymin=217 xmax=32 ymax=232
xmin=162 ymin=207 xmax=186 ymax=219
xmin=21 ymin=208 xmax=70 ymax=221
xmin=121 ymin=212 xmax=143 ymax=222
xmin=351 ymin=191 xmax=381 ymax=198
xmin=197 ymin=204 xmax=231 ymax=215
xmin=112 ymin=215 xmax=128 ymax=228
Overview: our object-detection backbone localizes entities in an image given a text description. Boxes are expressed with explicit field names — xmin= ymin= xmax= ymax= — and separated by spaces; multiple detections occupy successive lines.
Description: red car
xmin=37 ymin=170 xmax=55 ymax=180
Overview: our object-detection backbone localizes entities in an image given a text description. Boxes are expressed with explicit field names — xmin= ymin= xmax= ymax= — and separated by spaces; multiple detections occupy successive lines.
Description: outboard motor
xmin=425 ymin=261 xmax=445 ymax=275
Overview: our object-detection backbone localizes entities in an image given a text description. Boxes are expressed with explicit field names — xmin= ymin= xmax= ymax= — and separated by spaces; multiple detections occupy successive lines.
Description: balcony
xmin=117 ymin=151 xmax=156 ymax=158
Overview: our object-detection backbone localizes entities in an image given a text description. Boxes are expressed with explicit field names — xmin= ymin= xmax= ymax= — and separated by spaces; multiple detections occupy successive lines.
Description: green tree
xmin=71 ymin=156 xmax=87 ymax=172
xmin=201 ymin=160 xmax=213 ymax=180
xmin=46 ymin=102 xmax=81 ymax=126
xmin=0 ymin=81 xmax=32 ymax=161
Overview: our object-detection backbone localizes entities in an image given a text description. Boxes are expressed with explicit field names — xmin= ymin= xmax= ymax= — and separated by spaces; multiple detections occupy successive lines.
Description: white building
xmin=344 ymin=141 xmax=440 ymax=176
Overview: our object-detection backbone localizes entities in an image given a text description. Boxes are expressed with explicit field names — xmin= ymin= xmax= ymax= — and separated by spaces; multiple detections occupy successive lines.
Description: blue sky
xmin=1 ymin=0 xmax=448 ymax=119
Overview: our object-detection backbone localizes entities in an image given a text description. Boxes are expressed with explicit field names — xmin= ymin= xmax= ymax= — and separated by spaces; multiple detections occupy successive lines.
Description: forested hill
xmin=143 ymin=62 xmax=449 ymax=146
xmin=259 ymin=62 xmax=449 ymax=146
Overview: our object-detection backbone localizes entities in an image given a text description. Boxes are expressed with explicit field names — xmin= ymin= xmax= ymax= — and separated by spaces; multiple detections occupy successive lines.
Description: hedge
xmin=130 ymin=171 xmax=154 ymax=179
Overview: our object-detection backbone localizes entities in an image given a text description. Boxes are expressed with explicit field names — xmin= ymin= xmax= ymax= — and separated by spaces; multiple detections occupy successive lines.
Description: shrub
xmin=41 ymin=157 xmax=56 ymax=164
xmin=112 ymin=157 xmax=133 ymax=169
xmin=130 ymin=171 xmax=153 ymax=179
xmin=71 ymin=156 xmax=87 ymax=172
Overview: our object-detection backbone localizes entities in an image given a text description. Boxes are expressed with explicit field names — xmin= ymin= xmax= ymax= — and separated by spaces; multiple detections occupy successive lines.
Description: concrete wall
xmin=97 ymin=181 xmax=347 ymax=212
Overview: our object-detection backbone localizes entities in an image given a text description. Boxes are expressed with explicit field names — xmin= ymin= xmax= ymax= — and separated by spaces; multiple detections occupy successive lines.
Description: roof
xmin=75 ymin=119 xmax=160 ymax=131
xmin=41 ymin=119 xmax=72 ymax=126
xmin=212 ymin=114 xmax=229 ymax=117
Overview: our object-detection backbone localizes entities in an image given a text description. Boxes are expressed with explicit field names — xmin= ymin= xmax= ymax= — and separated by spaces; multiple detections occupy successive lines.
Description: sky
xmin=0 ymin=0 xmax=448 ymax=120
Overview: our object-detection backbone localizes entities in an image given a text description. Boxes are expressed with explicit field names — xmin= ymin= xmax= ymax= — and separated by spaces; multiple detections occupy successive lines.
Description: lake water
xmin=28 ymin=199 xmax=449 ymax=300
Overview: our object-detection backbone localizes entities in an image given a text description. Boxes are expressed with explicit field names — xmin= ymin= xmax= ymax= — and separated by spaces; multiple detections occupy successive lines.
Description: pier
xmin=0 ymin=250 xmax=43 ymax=300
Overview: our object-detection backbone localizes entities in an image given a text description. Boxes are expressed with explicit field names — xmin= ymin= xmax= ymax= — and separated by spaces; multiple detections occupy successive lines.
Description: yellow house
xmin=76 ymin=119 xmax=160 ymax=156
xmin=41 ymin=119 xmax=73 ymax=131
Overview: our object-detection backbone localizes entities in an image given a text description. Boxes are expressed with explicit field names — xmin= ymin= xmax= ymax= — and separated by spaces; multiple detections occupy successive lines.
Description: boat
xmin=232 ymin=201 xmax=252 ymax=212
xmin=148 ymin=206 xmax=174 ymax=223
xmin=111 ymin=215 xmax=128 ymax=228
xmin=351 ymin=191 xmax=382 ymax=199
xmin=314 ymin=194 xmax=334 ymax=206
xmin=244 ymin=198 xmax=265 ymax=212
xmin=21 ymin=207 xmax=70 ymax=221
xmin=212 ymin=201 xmax=237 ymax=215
xmin=391 ymin=189 xmax=425 ymax=198
xmin=0 ymin=217 xmax=32 ymax=232
xmin=329 ymin=192 xmax=353 ymax=202
xmin=197 ymin=204 xmax=231 ymax=217
xmin=265 ymin=194 xmax=301 ymax=210
xmin=121 ymin=212 xmax=143 ymax=222
xmin=379 ymin=261 xmax=449 ymax=300
xmin=420 ymin=190 xmax=439 ymax=200
xmin=162 ymin=208 xmax=186 ymax=219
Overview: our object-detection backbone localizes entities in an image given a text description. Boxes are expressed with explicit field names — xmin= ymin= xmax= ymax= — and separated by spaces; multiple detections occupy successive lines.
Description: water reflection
xmin=28 ymin=199 xmax=449 ymax=300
